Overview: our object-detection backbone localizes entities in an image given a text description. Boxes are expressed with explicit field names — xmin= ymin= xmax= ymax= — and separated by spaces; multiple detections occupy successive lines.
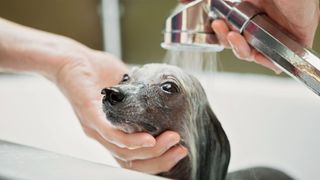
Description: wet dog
xmin=101 ymin=64 xmax=293 ymax=180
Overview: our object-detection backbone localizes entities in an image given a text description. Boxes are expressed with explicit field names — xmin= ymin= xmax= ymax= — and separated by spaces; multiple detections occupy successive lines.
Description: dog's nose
xmin=101 ymin=87 xmax=125 ymax=105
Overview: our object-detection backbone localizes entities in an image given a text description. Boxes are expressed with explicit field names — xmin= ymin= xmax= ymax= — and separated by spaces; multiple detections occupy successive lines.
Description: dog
xmin=101 ymin=63 xmax=294 ymax=180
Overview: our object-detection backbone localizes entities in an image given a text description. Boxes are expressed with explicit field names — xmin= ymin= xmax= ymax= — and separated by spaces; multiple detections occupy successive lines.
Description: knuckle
xmin=82 ymin=127 xmax=95 ymax=139
xmin=78 ymin=116 xmax=94 ymax=130
xmin=128 ymin=160 xmax=135 ymax=169
xmin=103 ymin=131 xmax=125 ymax=147
xmin=118 ymin=159 xmax=134 ymax=170
xmin=113 ymin=133 xmax=132 ymax=148
xmin=114 ymin=150 xmax=132 ymax=161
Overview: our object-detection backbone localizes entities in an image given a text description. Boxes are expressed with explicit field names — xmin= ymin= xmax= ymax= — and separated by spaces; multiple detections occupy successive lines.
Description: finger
xmin=119 ymin=131 xmax=181 ymax=160
xmin=179 ymin=0 xmax=194 ymax=3
xmin=83 ymin=127 xmax=143 ymax=161
xmin=227 ymin=32 xmax=253 ymax=61
xmin=78 ymin=102 xmax=155 ymax=150
xmin=253 ymin=50 xmax=282 ymax=74
xmin=211 ymin=20 xmax=231 ymax=48
xmin=118 ymin=145 xmax=188 ymax=174
xmin=226 ymin=32 xmax=282 ymax=74
xmin=94 ymin=118 xmax=156 ymax=149
xmin=79 ymin=99 xmax=156 ymax=148
xmin=104 ymin=131 xmax=181 ymax=161
xmin=85 ymin=127 xmax=181 ymax=162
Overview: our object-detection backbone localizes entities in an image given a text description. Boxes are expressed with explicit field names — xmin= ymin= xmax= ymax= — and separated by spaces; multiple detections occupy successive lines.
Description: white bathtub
xmin=0 ymin=72 xmax=319 ymax=179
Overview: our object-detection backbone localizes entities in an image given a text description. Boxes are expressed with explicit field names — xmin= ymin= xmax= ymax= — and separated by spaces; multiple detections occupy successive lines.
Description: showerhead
xmin=162 ymin=0 xmax=224 ymax=52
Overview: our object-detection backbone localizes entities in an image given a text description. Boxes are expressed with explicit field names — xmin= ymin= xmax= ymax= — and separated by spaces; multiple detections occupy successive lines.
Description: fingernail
xmin=175 ymin=151 xmax=187 ymax=162
xmin=175 ymin=146 xmax=188 ymax=162
xmin=228 ymin=38 xmax=253 ymax=62
xmin=228 ymin=40 xmax=241 ymax=58
xmin=166 ymin=137 xmax=180 ymax=150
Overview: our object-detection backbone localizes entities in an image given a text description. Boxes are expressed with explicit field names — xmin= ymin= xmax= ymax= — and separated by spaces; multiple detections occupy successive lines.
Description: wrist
xmin=0 ymin=18 xmax=89 ymax=81
xmin=29 ymin=36 xmax=91 ymax=82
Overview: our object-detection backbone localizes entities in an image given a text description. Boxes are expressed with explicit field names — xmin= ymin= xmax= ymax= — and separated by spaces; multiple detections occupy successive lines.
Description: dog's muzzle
xmin=101 ymin=87 xmax=125 ymax=105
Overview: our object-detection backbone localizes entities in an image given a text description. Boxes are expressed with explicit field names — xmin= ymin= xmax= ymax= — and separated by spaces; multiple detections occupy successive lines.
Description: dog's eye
xmin=161 ymin=82 xmax=179 ymax=94
xmin=121 ymin=74 xmax=130 ymax=83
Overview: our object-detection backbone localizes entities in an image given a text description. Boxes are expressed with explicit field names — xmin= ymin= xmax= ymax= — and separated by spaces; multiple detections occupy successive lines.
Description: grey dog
xmin=101 ymin=64 xmax=294 ymax=180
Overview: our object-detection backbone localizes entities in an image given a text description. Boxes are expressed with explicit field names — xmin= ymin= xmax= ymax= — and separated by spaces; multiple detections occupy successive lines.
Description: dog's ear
xmin=196 ymin=103 xmax=231 ymax=180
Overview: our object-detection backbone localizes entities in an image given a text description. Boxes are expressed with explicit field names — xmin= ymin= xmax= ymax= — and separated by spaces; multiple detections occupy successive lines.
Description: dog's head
xmin=101 ymin=63 xmax=206 ymax=136
xmin=101 ymin=63 xmax=230 ymax=180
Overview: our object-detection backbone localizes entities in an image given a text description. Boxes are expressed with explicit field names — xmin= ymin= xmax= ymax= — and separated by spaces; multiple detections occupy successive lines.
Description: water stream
xmin=163 ymin=50 xmax=219 ymax=73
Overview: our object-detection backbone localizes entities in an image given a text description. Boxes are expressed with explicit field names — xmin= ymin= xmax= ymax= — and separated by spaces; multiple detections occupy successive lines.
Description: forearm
xmin=0 ymin=18 xmax=88 ymax=81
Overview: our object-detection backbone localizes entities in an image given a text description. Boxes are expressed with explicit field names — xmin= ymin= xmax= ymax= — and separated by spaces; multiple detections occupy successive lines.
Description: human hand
xmin=0 ymin=17 xmax=188 ymax=174
xmin=211 ymin=0 xmax=320 ymax=73
xmin=54 ymin=45 xmax=188 ymax=174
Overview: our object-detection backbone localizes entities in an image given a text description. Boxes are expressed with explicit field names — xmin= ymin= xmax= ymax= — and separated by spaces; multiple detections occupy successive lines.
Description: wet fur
xmin=102 ymin=63 xmax=293 ymax=180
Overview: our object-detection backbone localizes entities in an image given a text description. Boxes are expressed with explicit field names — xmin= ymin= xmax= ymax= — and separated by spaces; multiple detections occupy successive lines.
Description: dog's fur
xmin=101 ymin=64 xmax=293 ymax=180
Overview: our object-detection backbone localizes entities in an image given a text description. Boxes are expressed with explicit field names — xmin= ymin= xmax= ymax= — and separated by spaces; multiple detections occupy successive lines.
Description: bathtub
xmin=0 ymin=72 xmax=319 ymax=179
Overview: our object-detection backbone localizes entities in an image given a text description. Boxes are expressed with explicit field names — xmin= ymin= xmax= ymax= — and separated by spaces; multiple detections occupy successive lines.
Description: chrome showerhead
xmin=162 ymin=0 xmax=224 ymax=52
xmin=160 ymin=42 xmax=223 ymax=52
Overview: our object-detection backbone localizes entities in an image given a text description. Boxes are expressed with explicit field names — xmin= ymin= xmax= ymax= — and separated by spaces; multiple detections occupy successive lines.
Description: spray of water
xmin=163 ymin=50 xmax=219 ymax=73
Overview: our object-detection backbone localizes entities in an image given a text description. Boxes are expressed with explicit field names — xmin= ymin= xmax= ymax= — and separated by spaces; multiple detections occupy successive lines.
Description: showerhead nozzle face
xmin=161 ymin=42 xmax=224 ymax=52
xmin=161 ymin=0 xmax=224 ymax=53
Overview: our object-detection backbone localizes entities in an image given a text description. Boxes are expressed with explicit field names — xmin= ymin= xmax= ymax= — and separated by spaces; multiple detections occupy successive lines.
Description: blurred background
xmin=1 ymin=1 xmax=320 ymax=180
xmin=1 ymin=0 xmax=319 ymax=75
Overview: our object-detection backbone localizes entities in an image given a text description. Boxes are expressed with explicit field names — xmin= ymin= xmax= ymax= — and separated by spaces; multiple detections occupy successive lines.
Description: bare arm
xmin=0 ymin=18 xmax=78 ymax=79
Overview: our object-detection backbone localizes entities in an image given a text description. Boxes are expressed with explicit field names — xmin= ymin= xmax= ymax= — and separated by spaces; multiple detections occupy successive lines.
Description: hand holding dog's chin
xmin=54 ymin=46 xmax=188 ymax=174
xmin=53 ymin=48 xmax=149 ymax=147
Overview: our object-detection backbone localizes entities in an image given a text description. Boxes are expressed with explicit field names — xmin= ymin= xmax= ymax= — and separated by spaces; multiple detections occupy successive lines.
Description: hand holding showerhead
xmin=162 ymin=0 xmax=320 ymax=96
xmin=211 ymin=0 xmax=320 ymax=73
